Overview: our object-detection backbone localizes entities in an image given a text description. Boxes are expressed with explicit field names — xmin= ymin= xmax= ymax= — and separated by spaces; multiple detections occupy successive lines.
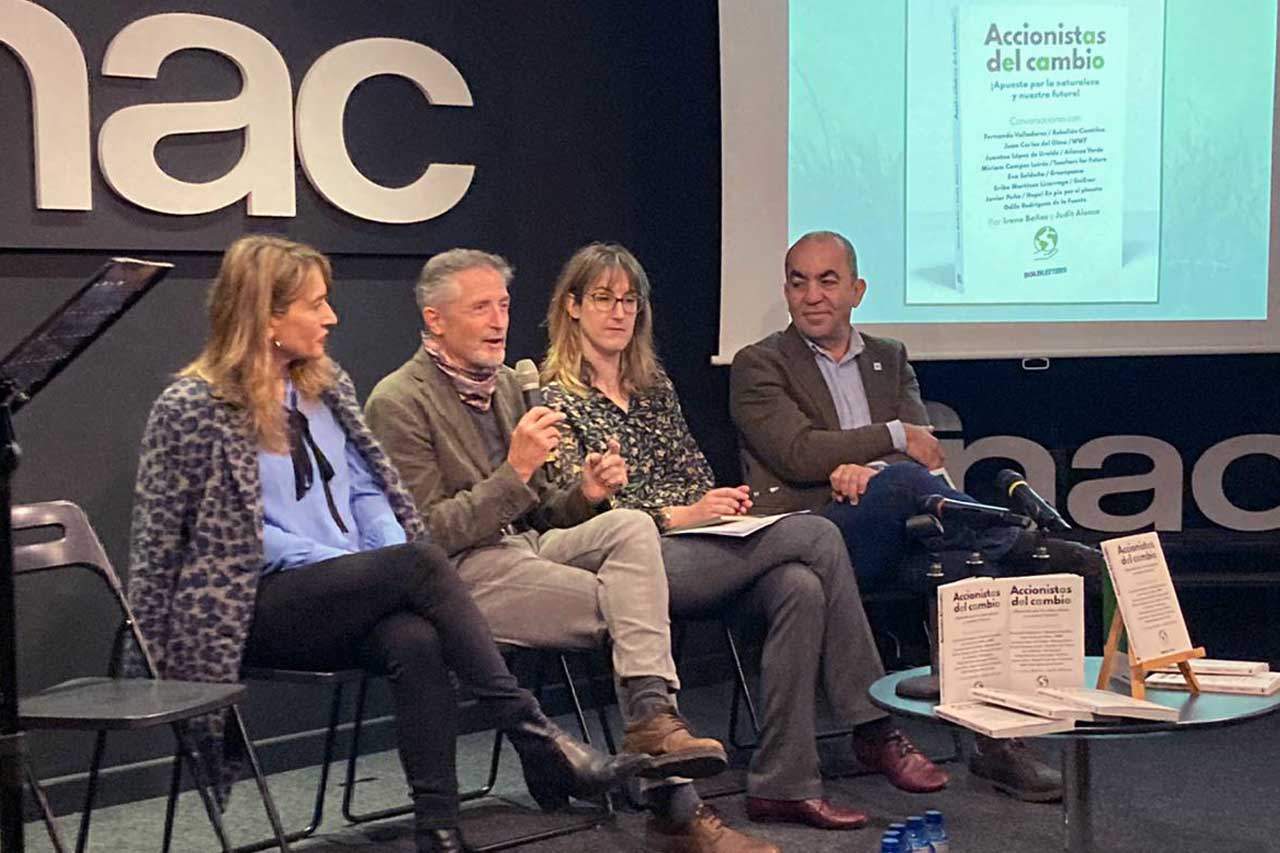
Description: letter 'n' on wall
xmin=0 ymin=0 xmax=92 ymax=210
xmin=98 ymin=12 xmax=296 ymax=216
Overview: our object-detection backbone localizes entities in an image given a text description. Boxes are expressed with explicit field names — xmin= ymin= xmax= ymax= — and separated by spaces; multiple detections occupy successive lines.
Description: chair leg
xmin=231 ymin=680 xmax=346 ymax=853
xmin=72 ymin=729 xmax=107 ymax=853
xmin=461 ymin=730 xmax=503 ymax=802
xmin=23 ymin=755 xmax=69 ymax=853
xmin=583 ymin=654 xmax=619 ymax=756
xmin=723 ymin=624 xmax=763 ymax=750
xmin=161 ymin=745 xmax=182 ymax=853
xmin=557 ymin=654 xmax=592 ymax=745
xmin=172 ymin=722 xmax=235 ymax=853
xmin=230 ymin=706 xmax=291 ymax=852
xmin=341 ymin=674 xmax=412 ymax=825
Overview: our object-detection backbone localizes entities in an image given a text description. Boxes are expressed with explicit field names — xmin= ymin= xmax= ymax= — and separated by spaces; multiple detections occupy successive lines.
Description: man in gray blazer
xmin=730 ymin=230 xmax=1093 ymax=803
xmin=367 ymin=249 xmax=778 ymax=853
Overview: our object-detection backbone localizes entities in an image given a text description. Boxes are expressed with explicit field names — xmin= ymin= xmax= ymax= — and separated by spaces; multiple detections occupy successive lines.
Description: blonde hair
xmin=541 ymin=242 xmax=661 ymax=397
xmin=181 ymin=234 xmax=336 ymax=452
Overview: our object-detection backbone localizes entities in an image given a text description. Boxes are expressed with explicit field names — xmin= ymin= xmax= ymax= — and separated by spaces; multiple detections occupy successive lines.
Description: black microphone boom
xmin=918 ymin=494 xmax=1032 ymax=529
xmin=996 ymin=469 xmax=1071 ymax=532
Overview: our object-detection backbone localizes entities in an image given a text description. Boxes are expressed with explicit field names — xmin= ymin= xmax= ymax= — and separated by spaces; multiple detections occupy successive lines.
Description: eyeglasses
xmin=585 ymin=291 xmax=643 ymax=314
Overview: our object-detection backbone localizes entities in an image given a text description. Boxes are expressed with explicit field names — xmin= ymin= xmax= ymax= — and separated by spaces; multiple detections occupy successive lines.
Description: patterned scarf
xmin=422 ymin=332 xmax=500 ymax=412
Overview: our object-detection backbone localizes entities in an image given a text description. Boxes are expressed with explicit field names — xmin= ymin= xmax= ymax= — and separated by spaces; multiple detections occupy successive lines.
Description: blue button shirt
xmin=801 ymin=326 xmax=907 ymax=457
xmin=258 ymin=388 xmax=406 ymax=573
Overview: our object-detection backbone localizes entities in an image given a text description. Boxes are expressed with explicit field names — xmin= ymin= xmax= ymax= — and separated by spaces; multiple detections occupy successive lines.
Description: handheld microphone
xmin=918 ymin=494 xmax=1032 ymax=529
xmin=996 ymin=469 xmax=1071 ymax=532
xmin=513 ymin=359 xmax=544 ymax=409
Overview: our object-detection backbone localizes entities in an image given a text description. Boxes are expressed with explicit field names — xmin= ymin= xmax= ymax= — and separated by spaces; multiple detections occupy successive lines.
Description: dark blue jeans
xmin=820 ymin=462 xmax=1022 ymax=588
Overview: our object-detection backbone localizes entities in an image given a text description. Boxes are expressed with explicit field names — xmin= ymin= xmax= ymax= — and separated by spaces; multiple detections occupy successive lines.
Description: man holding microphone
xmin=366 ymin=249 xmax=748 ymax=850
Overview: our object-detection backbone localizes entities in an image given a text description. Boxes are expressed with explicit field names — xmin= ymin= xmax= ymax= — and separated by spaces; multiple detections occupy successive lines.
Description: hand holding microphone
xmin=508 ymin=359 xmax=562 ymax=482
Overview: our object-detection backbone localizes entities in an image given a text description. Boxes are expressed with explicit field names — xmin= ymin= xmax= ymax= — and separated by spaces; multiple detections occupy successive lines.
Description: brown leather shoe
xmin=623 ymin=709 xmax=728 ymax=779
xmin=646 ymin=805 xmax=780 ymax=852
xmin=853 ymin=729 xmax=949 ymax=793
xmin=746 ymin=796 xmax=868 ymax=830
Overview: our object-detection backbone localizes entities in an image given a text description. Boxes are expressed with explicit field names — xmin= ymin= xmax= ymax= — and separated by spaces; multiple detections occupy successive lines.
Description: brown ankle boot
xmin=646 ymin=805 xmax=780 ymax=852
xmin=623 ymin=708 xmax=727 ymax=779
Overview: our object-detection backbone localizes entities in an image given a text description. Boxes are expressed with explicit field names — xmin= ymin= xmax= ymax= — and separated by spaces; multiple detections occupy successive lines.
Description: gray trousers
xmin=663 ymin=514 xmax=888 ymax=800
xmin=454 ymin=508 xmax=680 ymax=710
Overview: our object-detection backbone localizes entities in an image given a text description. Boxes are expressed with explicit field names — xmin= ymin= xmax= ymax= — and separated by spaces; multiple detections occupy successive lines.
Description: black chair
xmin=236 ymin=647 xmax=619 ymax=853
xmin=10 ymin=500 xmax=291 ymax=853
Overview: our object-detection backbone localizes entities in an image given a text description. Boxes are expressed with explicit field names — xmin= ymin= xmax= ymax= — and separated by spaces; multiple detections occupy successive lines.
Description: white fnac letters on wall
xmin=0 ymin=1 xmax=475 ymax=224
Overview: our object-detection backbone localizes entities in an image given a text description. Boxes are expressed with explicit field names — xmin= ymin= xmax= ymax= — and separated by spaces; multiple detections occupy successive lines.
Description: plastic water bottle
xmin=880 ymin=835 xmax=903 ymax=853
xmin=925 ymin=809 xmax=950 ymax=853
xmin=905 ymin=815 xmax=931 ymax=851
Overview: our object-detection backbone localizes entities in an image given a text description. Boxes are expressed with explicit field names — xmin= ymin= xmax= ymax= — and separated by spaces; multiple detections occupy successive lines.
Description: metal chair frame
xmin=11 ymin=500 xmax=291 ymax=853
xmin=234 ymin=647 xmax=620 ymax=853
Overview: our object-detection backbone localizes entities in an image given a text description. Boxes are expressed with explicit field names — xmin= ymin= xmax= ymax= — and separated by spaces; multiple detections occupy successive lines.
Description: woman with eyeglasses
xmin=540 ymin=243 xmax=948 ymax=839
xmin=125 ymin=235 xmax=646 ymax=853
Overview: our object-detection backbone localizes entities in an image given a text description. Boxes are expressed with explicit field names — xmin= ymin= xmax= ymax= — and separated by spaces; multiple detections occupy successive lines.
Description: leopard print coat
xmin=125 ymin=366 xmax=425 ymax=799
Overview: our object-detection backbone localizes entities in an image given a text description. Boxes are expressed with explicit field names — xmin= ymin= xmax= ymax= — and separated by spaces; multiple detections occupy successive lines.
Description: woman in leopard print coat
xmin=126 ymin=235 xmax=642 ymax=852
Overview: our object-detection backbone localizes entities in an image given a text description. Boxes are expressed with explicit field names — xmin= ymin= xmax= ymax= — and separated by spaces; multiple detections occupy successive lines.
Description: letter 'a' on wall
xmin=98 ymin=13 xmax=296 ymax=216
xmin=0 ymin=0 xmax=91 ymax=210
xmin=296 ymin=38 xmax=476 ymax=224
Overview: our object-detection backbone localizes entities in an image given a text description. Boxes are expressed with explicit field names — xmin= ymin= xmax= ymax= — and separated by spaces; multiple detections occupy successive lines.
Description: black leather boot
xmin=415 ymin=826 xmax=466 ymax=853
xmin=505 ymin=712 xmax=652 ymax=811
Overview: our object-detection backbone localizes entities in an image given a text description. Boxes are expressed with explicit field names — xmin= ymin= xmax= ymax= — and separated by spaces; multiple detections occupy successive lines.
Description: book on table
xmin=937 ymin=573 xmax=1085 ymax=704
xmin=1036 ymin=686 xmax=1179 ymax=722
xmin=1149 ymin=659 xmax=1269 ymax=676
xmin=1144 ymin=671 xmax=1280 ymax=696
xmin=934 ymin=701 xmax=1076 ymax=738
xmin=970 ymin=686 xmax=1095 ymax=722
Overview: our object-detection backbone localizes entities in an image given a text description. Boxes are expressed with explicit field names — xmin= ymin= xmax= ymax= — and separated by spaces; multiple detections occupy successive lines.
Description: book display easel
xmin=1095 ymin=532 xmax=1204 ymax=699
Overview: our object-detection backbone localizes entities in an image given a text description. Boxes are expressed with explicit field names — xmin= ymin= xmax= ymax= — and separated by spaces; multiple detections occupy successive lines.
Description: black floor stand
xmin=1 ymin=384 xmax=25 ymax=853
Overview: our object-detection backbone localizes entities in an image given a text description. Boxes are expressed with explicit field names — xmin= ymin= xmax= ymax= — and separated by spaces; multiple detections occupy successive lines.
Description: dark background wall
xmin=3 ymin=0 xmax=1278 ymax=805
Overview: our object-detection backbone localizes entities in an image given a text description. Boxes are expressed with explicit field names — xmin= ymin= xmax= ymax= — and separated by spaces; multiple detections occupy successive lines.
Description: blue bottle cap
xmin=926 ymin=809 xmax=943 ymax=823
xmin=907 ymin=815 xmax=926 ymax=829
xmin=880 ymin=837 xmax=902 ymax=852
xmin=887 ymin=822 xmax=907 ymax=832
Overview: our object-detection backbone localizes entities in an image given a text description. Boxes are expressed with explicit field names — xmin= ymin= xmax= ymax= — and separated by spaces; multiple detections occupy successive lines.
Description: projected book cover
xmin=902 ymin=0 xmax=1163 ymax=307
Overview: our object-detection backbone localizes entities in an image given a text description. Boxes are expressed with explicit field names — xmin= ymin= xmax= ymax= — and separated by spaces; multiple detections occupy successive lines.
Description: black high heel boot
xmin=505 ymin=711 xmax=652 ymax=811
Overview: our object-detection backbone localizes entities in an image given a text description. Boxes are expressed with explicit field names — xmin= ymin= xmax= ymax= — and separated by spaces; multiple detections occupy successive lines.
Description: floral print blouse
xmin=543 ymin=376 xmax=714 ymax=529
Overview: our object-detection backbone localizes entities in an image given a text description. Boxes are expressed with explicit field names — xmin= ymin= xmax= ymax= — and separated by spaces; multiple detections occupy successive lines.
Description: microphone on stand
xmin=918 ymin=494 xmax=1032 ymax=529
xmin=514 ymin=359 xmax=544 ymax=409
xmin=996 ymin=468 xmax=1071 ymax=532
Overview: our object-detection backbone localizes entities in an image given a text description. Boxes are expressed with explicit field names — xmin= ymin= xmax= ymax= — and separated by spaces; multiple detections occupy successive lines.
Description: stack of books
xmin=936 ymin=685 xmax=1178 ymax=737
xmin=1143 ymin=659 xmax=1280 ymax=696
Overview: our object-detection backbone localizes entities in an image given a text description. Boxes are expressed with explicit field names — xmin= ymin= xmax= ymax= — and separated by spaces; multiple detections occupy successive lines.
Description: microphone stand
xmin=1 ymin=381 xmax=24 ymax=853
xmin=896 ymin=515 xmax=947 ymax=700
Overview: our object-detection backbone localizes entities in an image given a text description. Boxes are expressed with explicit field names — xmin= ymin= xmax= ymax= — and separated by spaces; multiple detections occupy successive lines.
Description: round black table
xmin=869 ymin=657 xmax=1280 ymax=852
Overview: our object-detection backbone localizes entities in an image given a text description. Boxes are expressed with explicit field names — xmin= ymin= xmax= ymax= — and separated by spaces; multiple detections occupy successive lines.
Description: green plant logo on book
xmin=1032 ymin=225 xmax=1059 ymax=260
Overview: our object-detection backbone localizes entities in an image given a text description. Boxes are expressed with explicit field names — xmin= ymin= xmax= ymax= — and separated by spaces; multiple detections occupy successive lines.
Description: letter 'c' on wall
xmin=98 ymin=13 xmax=296 ymax=216
xmin=296 ymin=38 xmax=476 ymax=224
xmin=1192 ymin=435 xmax=1280 ymax=531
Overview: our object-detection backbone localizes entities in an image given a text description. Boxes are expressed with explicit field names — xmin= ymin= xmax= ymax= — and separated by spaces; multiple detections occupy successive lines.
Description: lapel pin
xmin=872 ymin=361 xmax=882 ymax=371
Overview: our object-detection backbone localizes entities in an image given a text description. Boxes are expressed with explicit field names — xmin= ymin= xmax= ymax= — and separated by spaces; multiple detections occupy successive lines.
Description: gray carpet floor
xmin=21 ymin=679 xmax=1280 ymax=853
